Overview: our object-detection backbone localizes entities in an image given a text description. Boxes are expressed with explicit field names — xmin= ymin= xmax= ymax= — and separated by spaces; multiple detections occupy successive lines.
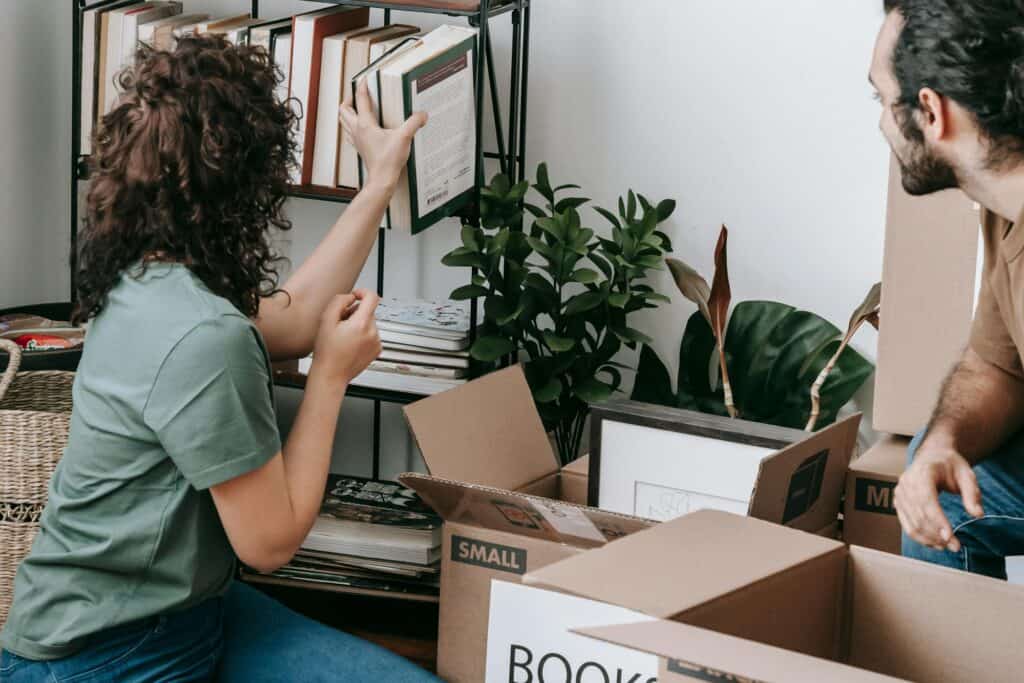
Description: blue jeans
xmin=902 ymin=430 xmax=1024 ymax=579
xmin=0 ymin=582 xmax=439 ymax=682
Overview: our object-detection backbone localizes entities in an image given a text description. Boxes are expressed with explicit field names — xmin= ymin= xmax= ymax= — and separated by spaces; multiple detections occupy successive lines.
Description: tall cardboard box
xmin=521 ymin=510 xmax=1024 ymax=683
xmin=873 ymin=155 xmax=979 ymax=436
xmin=400 ymin=366 xmax=654 ymax=683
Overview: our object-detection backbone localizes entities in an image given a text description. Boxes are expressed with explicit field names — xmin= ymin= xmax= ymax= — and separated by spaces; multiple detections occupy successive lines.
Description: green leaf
xmin=618 ymin=196 xmax=626 ymax=218
xmin=535 ymin=163 xmax=553 ymax=203
xmin=608 ymin=292 xmax=629 ymax=308
xmin=470 ymin=336 xmax=515 ymax=362
xmin=543 ymin=332 xmax=576 ymax=352
xmin=626 ymin=191 xmax=637 ymax=221
xmin=461 ymin=225 xmax=482 ymax=252
xmin=507 ymin=180 xmax=530 ymax=201
xmin=594 ymin=206 xmax=621 ymax=229
xmin=526 ymin=236 xmax=557 ymax=262
xmin=590 ymin=252 xmax=613 ymax=279
xmin=573 ymin=377 xmax=613 ymax=404
xmin=552 ymin=183 xmax=582 ymax=193
xmin=614 ymin=326 xmax=654 ymax=346
xmin=535 ymin=217 xmax=564 ymax=241
xmin=451 ymin=284 xmax=488 ymax=300
xmin=533 ymin=378 xmax=563 ymax=403
xmin=598 ymin=366 xmax=624 ymax=392
xmin=564 ymin=290 xmax=606 ymax=315
xmin=525 ymin=203 xmax=547 ymax=218
xmin=633 ymin=255 xmax=665 ymax=270
xmin=441 ymin=247 xmax=485 ymax=269
xmin=554 ymin=197 xmax=590 ymax=213
xmin=631 ymin=345 xmax=675 ymax=405
xmin=491 ymin=173 xmax=511 ymax=197
xmin=656 ymin=199 xmax=676 ymax=222
xmin=571 ymin=268 xmax=600 ymax=284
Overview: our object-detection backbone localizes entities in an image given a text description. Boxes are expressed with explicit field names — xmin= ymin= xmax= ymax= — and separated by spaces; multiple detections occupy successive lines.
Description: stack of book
xmin=299 ymin=298 xmax=471 ymax=396
xmin=243 ymin=475 xmax=441 ymax=601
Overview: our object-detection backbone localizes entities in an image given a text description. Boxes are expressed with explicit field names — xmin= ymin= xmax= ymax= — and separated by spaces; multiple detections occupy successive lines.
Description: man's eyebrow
xmin=868 ymin=73 xmax=878 ymax=89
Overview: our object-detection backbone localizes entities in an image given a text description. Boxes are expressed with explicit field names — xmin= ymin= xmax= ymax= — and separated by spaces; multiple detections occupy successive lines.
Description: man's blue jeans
xmin=0 ymin=582 xmax=439 ymax=682
xmin=902 ymin=430 xmax=1024 ymax=579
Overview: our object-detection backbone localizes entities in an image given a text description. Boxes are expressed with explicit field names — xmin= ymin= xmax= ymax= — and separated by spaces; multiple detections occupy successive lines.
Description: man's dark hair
xmin=74 ymin=34 xmax=295 ymax=323
xmin=884 ymin=0 xmax=1024 ymax=168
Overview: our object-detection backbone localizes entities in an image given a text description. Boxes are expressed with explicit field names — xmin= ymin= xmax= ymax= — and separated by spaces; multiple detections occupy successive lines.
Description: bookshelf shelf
xmin=274 ymin=369 xmax=431 ymax=405
xmin=71 ymin=0 xmax=531 ymax=479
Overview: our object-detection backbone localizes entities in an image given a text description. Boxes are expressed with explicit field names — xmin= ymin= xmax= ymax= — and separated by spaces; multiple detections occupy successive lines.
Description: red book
xmin=289 ymin=6 xmax=370 ymax=186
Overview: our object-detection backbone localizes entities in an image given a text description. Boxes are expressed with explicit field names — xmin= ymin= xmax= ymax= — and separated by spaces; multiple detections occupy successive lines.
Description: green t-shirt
xmin=0 ymin=263 xmax=281 ymax=660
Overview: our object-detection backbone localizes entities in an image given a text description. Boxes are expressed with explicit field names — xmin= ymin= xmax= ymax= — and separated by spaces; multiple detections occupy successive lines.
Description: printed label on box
xmin=854 ymin=477 xmax=898 ymax=515
xmin=451 ymin=535 xmax=527 ymax=575
xmin=532 ymin=500 xmax=607 ymax=543
xmin=667 ymin=659 xmax=767 ymax=682
xmin=486 ymin=581 xmax=658 ymax=683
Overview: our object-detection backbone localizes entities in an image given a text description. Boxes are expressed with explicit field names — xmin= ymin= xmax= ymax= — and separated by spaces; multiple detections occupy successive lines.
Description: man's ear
xmin=918 ymin=87 xmax=948 ymax=140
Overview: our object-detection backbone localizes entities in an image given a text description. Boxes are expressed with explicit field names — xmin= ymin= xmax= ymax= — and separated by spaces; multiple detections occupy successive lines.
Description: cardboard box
xmin=400 ymin=366 xmax=654 ymax=683
xmin=873 ymin=155 xmax=979 ymax=436
xmin=522 ymin=510 xmax=1023 ymax=683
xmin=843 ymin=435 xmax=907 ymax=555
xmin=400 ymin=366 xmax=860 ymax=681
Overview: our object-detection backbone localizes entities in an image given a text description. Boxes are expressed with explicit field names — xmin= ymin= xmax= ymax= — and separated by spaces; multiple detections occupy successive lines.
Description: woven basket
xmin=0 ymin=338 xmax=74 ymax=626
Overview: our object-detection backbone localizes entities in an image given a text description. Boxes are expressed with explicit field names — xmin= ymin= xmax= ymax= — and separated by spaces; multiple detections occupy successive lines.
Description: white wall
xmin=0 ymin=1 xmax=73 ymax=309
xmin=1 ymin=1 xmax=892 ymax=476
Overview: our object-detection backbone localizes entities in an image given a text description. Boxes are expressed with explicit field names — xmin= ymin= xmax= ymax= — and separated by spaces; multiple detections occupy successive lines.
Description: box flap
xmin=524 ymin=509 xmax=843 ymax=619
xmin=575 ymin=620 xmax=903 ymax=682
xmin=849 ymin=436 xmax=908 ymax=478
xmin=399 ymin=472 xmax=654 ymax=547
xmin=561 ymin=453 xmax=590 ymax=478
xmin=747 ymin=413 xmax=861 ymax=532
xmin=403 ymin=365 xmax=558 ymax=491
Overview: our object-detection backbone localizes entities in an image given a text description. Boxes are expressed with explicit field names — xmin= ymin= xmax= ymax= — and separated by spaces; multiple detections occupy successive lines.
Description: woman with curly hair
xmin=0 ymin=34 xmax=438 ymax=682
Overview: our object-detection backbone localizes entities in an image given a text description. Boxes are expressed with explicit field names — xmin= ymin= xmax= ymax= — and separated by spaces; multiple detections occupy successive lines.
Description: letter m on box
xmin=854 ymin=477 xmax=897 ymax=515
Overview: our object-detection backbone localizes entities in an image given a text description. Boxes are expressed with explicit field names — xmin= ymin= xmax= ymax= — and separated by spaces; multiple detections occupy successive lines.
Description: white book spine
xmin=311 ymin=38 xmax=345 ymax=187
xmin=81 ymin=9 xmax=100 ymax=155
xmin=289 ymin=18 xmax=315 ymax=185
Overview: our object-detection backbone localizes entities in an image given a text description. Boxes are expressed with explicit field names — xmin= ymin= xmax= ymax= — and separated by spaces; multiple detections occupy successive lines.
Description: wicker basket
xmin=0 ymin=338 xmax=74 ymax=626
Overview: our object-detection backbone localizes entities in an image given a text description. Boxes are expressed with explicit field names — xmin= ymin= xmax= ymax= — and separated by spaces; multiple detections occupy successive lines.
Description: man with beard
xmin=872 ymin=0 xmax=1024 ymax=578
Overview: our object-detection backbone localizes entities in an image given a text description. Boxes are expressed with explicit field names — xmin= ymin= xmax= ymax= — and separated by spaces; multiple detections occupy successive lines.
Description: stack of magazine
xmin=243 ymin=475 xmax=441 ymax=601
xmin=299 ymin=298 xmax=471 ymax=396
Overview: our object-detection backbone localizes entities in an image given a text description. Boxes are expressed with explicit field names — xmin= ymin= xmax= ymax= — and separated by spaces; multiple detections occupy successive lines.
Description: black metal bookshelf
xmin=70 ymin=0 xmax=532 ymax=479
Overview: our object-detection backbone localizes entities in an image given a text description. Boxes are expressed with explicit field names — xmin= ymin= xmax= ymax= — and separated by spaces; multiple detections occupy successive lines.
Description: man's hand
xmin=339 ymin=78 xmax=428 ymax=192
xmin=895 ymin=442 xmax=985 ymax=552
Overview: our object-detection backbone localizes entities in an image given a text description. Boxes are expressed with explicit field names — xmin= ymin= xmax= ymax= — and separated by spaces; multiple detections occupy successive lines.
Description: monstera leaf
xmin=632 ymin=300 xmax=874 ymax=430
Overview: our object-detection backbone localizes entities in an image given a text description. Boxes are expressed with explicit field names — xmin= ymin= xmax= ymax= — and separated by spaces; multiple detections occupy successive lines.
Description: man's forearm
xmin=257 ymin=181 xmax=395 ymax=360
xmin=925 ymin=348 xmax=1024 ymax=463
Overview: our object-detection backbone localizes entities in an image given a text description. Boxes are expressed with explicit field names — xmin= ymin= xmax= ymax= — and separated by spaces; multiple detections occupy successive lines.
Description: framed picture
xmin=587 ymin=400 xmax=859 ymax=530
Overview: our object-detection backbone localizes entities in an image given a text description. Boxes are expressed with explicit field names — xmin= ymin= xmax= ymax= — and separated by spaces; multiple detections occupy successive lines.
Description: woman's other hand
xmin=311 ymin=289 xmax=382 ymax=386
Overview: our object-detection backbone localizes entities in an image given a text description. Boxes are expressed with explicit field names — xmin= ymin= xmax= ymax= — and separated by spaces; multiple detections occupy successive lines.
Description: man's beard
xmin=895 ymin=116 xmax=959 ymax=196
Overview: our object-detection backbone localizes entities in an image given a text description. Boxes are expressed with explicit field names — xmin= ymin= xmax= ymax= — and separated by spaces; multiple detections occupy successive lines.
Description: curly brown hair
xmin=74 ymin=33 xmax=296 ymax=323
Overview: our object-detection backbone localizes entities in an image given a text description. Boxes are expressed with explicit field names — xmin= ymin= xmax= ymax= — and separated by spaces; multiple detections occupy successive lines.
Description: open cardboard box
xmin=505 ymin=510 xmax=1023 ymax=683
xmin=399 ymin=365 xmax=861 ymax=682
xmin=843 ymin=435 xmax=907 ymax=555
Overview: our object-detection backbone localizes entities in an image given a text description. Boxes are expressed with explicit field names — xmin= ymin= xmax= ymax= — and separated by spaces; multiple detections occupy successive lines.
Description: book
xmin=249 ymin=18 xmax=291 ymax=51
xmin=293 ymin=549 xmax=440 ymax=578
xmin=356 ymin=25 xmax=478 ymax=233
xmin=375 ymin=297 xmax=470 ymax=338
xmin=311 ymin=27 xmax=380 ymax=187
xmin=370 ymin=33 xmax=423 ymax=62
xmin=301 ymin=474 xmax=442 ymax=565
xmin=379 ymin=330 xmax=469 ymax=351
xmin=337 ymin=25 xmax=421 ymax=188
xmin=121 ymin=2 xmax=181 ymax=67
xmin=195 ymin=14 xmax=251 ymax=35
xmin=379 ymin=346 xmax=471 ymax=369
xmin=81 ymin=1 xmax=138 ymax=155
xmin=139 ymin=13 xmax=210 ymax=51
xmin=289 ymin=6 xmax=370 ymax=186
xmin=369 ymin=360 xmax=467 ymax=380
xmin=100 ymin=2 xmax=147 ymax=117
xmin=349 ymin=368 xmax=465 ymax=396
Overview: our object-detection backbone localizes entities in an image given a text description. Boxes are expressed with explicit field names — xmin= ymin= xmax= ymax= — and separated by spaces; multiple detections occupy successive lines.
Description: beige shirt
xmin=970 ymin=207 xmax=1024 ymax=379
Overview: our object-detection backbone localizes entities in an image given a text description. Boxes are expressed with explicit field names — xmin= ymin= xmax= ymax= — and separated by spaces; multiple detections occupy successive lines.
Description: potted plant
xmin=442 ymin=163 xmax=675 ymax=465
xmin=633 ymin=225 xmax=878 ymax=431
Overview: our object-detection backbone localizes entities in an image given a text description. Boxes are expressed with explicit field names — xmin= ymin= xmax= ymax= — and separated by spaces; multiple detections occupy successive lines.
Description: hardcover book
xmin=375 ymin=298 xmax=470 ymax=338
